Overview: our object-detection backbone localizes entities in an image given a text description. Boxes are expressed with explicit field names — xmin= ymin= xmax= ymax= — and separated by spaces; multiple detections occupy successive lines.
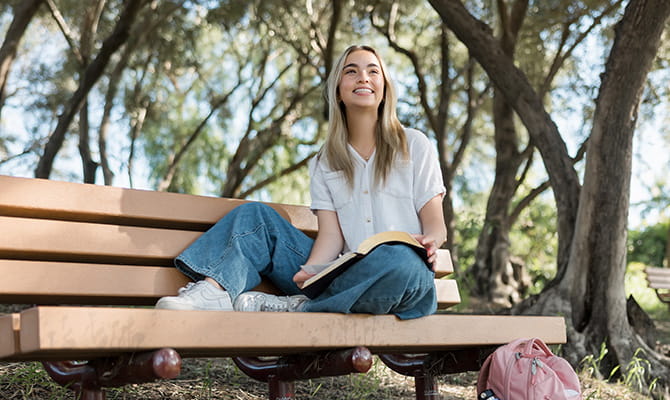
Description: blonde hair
xmin=322 ymin=45 xmax=408 ymax=186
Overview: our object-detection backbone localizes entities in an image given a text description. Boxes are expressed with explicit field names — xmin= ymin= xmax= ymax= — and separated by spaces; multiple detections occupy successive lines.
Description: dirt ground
xmin=1 ymin=303 xmax=669 ymax=399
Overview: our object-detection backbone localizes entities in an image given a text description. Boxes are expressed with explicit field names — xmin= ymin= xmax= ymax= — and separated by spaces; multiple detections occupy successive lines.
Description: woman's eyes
xmin=344 ymin=69 xmax=380 ymax=75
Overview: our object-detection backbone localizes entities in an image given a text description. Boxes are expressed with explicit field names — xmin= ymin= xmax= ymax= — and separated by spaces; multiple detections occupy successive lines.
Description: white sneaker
xmin=233 ymin=291 xmax=308 ymax=312
xmin=155 ymin=281 xmax=233 ymax=311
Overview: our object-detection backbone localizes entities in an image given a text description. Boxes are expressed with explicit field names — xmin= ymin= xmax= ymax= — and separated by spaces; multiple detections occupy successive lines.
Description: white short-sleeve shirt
xmin=309 ymin=128 xmax=446 ymax=252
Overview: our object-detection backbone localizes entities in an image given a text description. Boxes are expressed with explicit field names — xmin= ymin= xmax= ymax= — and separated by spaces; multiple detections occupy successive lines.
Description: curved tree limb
xmin=428 ymin=0 xmax=581 ymax=274
xmin=0 ymin=0 xmax=44 ymax=121
xmin=35 ymin=0 xmax=147 ymax=179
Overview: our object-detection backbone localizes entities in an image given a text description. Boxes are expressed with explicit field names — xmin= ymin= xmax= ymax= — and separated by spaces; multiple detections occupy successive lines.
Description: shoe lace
xmin=260 ymin=295 xmax=289 ymax=312
xmin=259 ymin=295 xmax=307 ymax=312
xmin=289 ymin=296 xmax=307 ymax=312
xmin=177 ymin=281 xmax=198 ymax=295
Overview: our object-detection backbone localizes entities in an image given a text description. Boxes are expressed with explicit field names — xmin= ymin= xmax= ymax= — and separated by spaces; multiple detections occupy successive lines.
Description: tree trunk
xmin=78 ymin=0 xmax=106 ymax=184
xmin=0 ymin=0 xmax=43 ymax=121
xmin=78 ymin=101 xmax=99 ymax=183
xmin=471 ymin=0 xmax=529 ymax=306
xmin=127 ymin=103 xmax=148 ymax=189
xmin=473 ymin=1 xmax=619 ymax=306
xmin=665 ymin=224 xmax=669 ymax=269
xmin=34 ymin=0 xmax=145 ymax=179
xmin=429 ymin=0 xmax=670 ymax=390
xmin=562 ymin=0 xmax=670 ymax=382
xmin=98 ymin=52 xmax=130 ymax=185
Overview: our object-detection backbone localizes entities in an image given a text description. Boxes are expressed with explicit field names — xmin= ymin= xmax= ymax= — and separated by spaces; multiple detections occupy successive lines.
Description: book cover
xmin=300 ymin=231 xmax=429 ymax=299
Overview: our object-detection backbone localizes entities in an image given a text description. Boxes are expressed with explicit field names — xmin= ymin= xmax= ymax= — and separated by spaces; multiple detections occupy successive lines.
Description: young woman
xmin=156 ymin=45 xmax=446 ymax=319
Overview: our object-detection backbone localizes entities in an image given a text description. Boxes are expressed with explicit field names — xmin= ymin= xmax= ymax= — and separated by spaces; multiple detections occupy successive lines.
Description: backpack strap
xmin=523 ymin=337 xmax=554 ymax=357
xmin=476 ymin=348 xmax=494 ymax=395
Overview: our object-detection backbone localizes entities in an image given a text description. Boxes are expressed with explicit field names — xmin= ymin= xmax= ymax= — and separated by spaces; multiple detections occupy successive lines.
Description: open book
xmin=300 ymin=231 xmax=429 ymax=299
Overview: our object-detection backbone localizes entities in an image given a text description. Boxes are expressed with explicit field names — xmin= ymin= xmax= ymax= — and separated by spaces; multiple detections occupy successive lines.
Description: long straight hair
xmin=322 ymin=45 xmax=408 ymax=186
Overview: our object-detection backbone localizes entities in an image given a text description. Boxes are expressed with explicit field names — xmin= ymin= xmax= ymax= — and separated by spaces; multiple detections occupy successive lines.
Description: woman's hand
xmin=416 ymin=195 xmax=447 ymax=271
xmin=293 ymin=268 xmax=316 ymax=289
xmin=412 ymin=234 xmax=440 ymax=271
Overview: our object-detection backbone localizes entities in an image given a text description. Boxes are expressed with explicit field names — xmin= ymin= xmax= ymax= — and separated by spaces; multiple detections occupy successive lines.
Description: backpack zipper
xmin=504 ymin=352 xmax=523 ymax=398
xmin=512 ymin=353 xmax=545 ymax=400
xmin=530 ymin=357 xmax=548 ymax=400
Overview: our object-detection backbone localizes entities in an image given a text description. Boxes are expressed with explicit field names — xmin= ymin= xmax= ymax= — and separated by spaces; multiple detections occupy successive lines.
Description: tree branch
xmin=370 ymin=5 xmax=439 ymax=134
xmin=0 ymin=0 xmax=44 ymax=120
xmin=157 ymin=78 xmax=244 ymax=191
xmin=44 ymin=0 xmax=84 ymax=65
xmin=35 ymin=0 xmax=147 ymax=179
xmin=238 ymin=150 xmax=318 ymax=198
xmin=539 ymin=1 xmax=623 ymax=97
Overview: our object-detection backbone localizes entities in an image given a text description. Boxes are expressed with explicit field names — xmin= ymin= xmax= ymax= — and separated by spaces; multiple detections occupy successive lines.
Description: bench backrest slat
xmin=645 ymin=267 xmax=670 ymax=289
xmin=0 ymin=175 xmax=317 ymax=233
xmin=0 ymin=216 xmax=200 ymax=265
xmin=0 ymin=260 xmax=190 ymax=305
xmin=0 ymin=260 xmax=460 ymax=308
xmin=0 ymin=215 xmax=452 ymax=274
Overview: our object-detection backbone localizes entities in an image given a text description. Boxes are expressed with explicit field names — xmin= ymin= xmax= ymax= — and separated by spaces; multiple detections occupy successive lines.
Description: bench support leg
xmin=380 ymin=348 xmax=497 ymax=400
xmin=233 ymin=346 xmax=372 ymax=400
xmin=76 ymin=389 xmax=105 ymax=400
xmin=42 ymin=348 xmax=181 ymax=399
xmin=379 ymin=354 xmax=440 ymax=400
xmin=415 ymin=374 xmax=440 ymax=400
xmin=268 ymin=377 xmax=295 ymax=400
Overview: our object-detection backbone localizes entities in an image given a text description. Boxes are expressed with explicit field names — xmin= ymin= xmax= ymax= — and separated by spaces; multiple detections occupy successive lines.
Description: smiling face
xmin=337 ymin=50 xmax=385 ymax=112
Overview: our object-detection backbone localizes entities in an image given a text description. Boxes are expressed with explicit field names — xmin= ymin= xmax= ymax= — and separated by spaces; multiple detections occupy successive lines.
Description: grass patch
xmin=0 ymin=362 xmax=70 ymax=400
xmin=1 ymin=357 xmax=664 ymax=400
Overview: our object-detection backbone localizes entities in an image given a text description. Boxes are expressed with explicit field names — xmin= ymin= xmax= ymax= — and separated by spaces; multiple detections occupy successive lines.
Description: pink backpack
xmin=477 ymin=337 xmax=582 ymax=400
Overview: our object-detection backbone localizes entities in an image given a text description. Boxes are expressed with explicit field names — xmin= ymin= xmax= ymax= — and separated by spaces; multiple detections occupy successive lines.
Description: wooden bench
xmin=645 ymin=266 xmax=670 ymax=305
xmin=0 ymin=174 xmax=567 ymax=400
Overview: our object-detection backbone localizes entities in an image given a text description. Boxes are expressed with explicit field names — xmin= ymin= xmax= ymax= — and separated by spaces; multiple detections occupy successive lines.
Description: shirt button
xmin=363 ymin=190 xmax=369 ymax=194
xmin=366 ymin=218 xmax=372 ymax=223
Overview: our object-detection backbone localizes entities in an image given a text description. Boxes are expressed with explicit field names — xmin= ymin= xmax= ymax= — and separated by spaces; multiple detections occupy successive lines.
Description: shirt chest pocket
xmin=380 ymin=162 xmax=414 ymax=200
xmin=324 ymin=171 xmax=353 ymax=210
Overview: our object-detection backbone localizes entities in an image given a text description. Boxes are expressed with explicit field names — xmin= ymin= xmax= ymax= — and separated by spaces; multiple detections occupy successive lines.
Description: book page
xmin=302 ymin=253 xmax=358 ymax=286
xmin=356 ymin=231 xmax=421 ymax=254
xmin=301 ymin=262 xmax=333 ymax=275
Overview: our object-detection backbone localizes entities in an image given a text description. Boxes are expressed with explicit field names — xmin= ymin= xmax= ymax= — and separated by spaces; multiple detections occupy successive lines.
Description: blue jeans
xmin=174 ymin=203 xmax=436 ymax=319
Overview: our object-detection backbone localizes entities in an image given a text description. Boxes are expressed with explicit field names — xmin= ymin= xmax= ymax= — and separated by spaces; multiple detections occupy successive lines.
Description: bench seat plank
xmin=0 ymin=313 xmax=19 ymax=358
xmin=9 ymin=306 xmax=566 ymax=360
